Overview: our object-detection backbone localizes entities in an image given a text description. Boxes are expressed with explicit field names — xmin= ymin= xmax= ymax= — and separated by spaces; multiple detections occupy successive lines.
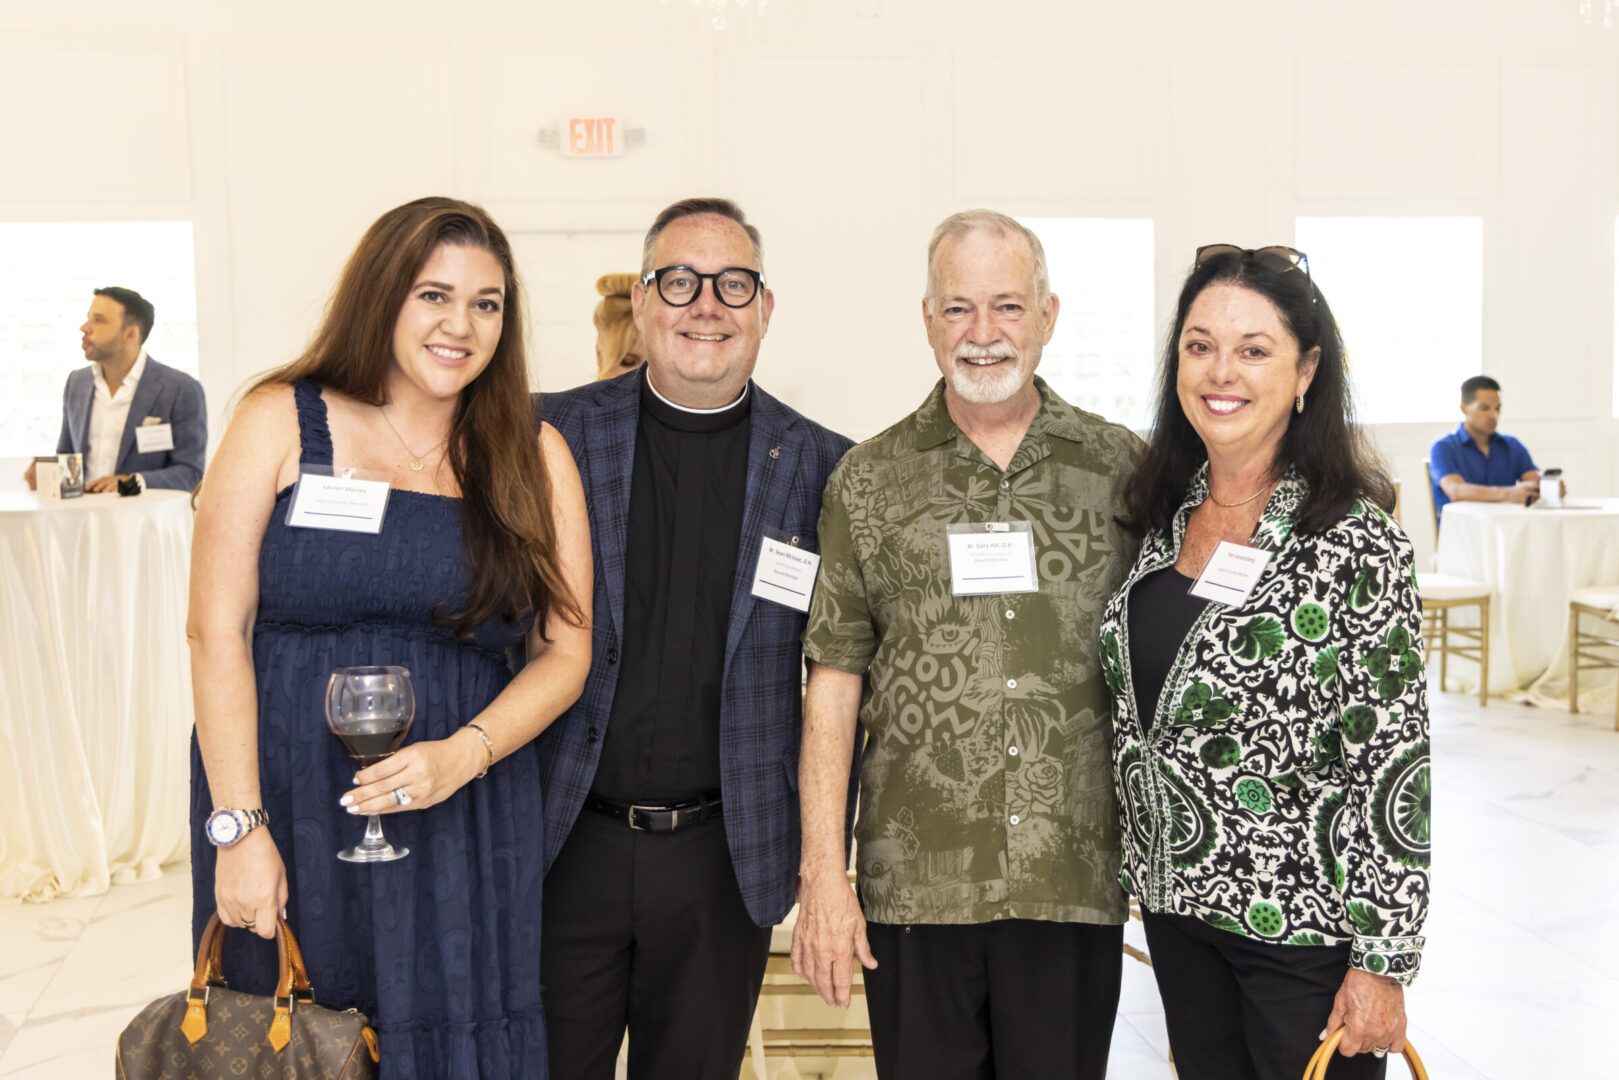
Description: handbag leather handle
xmin=188 ymin=913 xmax=313 ymax=997
xmin=1304 ymin=1029 xmax=1429 ymax=1079
xmin=182 ymin=913 xmax=317 ymax=1052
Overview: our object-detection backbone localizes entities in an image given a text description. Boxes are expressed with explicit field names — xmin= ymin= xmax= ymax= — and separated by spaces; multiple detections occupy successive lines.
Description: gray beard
xmin=949 ymin=360 xmax=1027 ymax=405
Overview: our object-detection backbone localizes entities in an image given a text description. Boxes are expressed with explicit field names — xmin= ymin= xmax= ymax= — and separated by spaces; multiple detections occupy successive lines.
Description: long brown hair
xmin=250 ymin=196 xmax=582 ymax=638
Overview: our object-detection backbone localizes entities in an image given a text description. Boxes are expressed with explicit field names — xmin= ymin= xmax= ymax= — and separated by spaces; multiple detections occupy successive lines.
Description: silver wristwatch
xmin=205 ymin=807 xmax=269 ymax=847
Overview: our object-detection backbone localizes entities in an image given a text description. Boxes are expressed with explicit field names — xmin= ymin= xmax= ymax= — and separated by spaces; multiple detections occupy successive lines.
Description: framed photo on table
xmin=58 ymin=453 xmax=84 ymax=499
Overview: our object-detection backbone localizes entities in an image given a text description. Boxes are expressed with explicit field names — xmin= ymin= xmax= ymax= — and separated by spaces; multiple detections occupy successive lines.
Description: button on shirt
xmin=87 ymin=350 xmax=149 ymax=486
xmin=1428 ymin=424 xmax=1537 ymax=517
xmin=804 ymin=378 xmax=1140 ymax=925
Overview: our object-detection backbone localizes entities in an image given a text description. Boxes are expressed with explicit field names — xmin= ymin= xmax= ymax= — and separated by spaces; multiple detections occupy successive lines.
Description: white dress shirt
xmin=87 ymin=349 xmax=149 ymax=487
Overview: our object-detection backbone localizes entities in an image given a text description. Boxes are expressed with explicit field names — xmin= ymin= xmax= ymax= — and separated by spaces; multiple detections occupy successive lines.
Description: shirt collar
xmin=645 ymin=368 xmax=749 ymax=415
xmin=92 ymin=347 xmax=148 ymax=398
xmin=1171 ymin=462 xmax=1310 ymax=554
xmin=1452 ymin=423 xmax=1499 ymax=450
xmin=640 ymin=368 xmax=752 ymax=433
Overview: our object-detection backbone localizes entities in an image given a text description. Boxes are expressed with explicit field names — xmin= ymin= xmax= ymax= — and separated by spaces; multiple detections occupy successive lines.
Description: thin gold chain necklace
xmin=1207 ymin=480 xmax=1273 ymax=509
xmin=378 ymin=407 xmax=446 ymax=472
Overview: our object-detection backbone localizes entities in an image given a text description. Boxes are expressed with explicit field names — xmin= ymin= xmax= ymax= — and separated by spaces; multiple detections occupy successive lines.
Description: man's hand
xmin=1504 ymin=479 xmax=1538 ymax=505
xmin=87 ymin=473 xmax=133 ymax=493
xmin=22 ymin=460 xmax=36 ymax=491
xmin=791 ymin=870 xmax=877 ymax=1008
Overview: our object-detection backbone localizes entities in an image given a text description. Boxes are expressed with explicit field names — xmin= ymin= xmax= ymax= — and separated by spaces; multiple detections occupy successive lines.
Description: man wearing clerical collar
xmin=1429 ymin=375 xmax=1548 ymax=519
xmin=534 ymin=197 xmax=854 ymax=1079
xmin=794 ymin=210 xmax=1141 ymax=1079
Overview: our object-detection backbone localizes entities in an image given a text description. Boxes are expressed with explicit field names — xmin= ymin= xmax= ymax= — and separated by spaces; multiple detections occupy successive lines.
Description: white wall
xmin=2 ymin=0 xmax=1615 ymax=568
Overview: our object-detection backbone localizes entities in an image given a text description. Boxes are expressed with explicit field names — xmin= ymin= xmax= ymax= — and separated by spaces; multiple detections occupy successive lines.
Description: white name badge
xmin=1188 ymin=541 xmax=1275 ymax=606
xmin=286 ymin=471 xmax=392 ymax=534
xmin=134 ymin=422 xmax=175 ymax=453
xmin=751 ymin=536 xmax=821 ymax=612
xmin=947 ymin=522 xmax=1039 ymax=596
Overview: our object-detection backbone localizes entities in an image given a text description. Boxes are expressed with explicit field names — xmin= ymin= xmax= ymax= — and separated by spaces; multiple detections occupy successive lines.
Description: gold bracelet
xmin=464 ymin=723 xmax=495 ymax=779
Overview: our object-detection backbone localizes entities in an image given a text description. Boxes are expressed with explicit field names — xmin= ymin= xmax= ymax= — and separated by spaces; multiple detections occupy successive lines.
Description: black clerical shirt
xmin=592 ymin=375 xmax=752 ymax=803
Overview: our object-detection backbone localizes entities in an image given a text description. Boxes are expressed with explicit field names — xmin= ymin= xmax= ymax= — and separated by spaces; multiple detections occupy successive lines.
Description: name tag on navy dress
xmin=286 ymin=469 xmax=392 ymax=534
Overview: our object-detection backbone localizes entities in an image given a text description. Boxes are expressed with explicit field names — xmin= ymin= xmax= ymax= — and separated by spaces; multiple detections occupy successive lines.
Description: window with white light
xmin=0 ymin=221 xmax=200 ymax=459
xmin=1018 ymin=218 xmax=1156 ymax=431
xmin=1294 ymin=217 xmax=1482 ymax=424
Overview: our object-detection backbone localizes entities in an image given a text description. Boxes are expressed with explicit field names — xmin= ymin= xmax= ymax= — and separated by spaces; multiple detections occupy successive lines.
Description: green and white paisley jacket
xmin=1099 ymin=466 xmax=1429 ymax=984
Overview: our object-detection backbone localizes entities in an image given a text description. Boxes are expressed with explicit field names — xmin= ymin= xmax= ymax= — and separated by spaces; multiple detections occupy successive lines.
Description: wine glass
xmin=326 ymin=666 xmax=415 ymax=863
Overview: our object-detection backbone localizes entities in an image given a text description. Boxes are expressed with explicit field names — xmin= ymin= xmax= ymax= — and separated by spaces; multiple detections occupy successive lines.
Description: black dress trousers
xmin=863 ymin=918 xmax=1124 ymax=1080
xmin=1141 ymin=911 xmax=1389 ymax=1080
xmin=542 ymin=810 xmax=772 ymax=1080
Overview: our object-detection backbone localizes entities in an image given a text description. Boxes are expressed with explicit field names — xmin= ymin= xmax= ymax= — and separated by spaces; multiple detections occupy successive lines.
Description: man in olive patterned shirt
xmin=792 ymin=210 xmax=1140 ymax=1079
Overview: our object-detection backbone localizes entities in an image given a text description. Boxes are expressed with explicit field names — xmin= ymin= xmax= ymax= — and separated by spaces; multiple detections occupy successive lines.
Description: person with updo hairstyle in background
xmin=592 ymin=272 xmax=643 ymax=380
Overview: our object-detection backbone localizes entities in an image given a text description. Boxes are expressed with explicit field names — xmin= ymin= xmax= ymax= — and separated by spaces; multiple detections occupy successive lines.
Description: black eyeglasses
xmin=1195 ymin=244 xmax=1313 ymax=301
xmin=641 ymin=265 xmax=765 ymax=308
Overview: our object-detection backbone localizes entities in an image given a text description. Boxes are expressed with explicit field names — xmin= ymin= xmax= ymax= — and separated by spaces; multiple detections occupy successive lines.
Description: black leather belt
xmin=584 ymin=792 xmax=722 ymax=833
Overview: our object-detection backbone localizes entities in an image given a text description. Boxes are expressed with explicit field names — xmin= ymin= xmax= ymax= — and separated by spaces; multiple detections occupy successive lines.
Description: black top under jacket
xmin=1127 ymin=566 xmax=1211 ymax=727
xmin=591 ymin=375 xmax=753 ymax=803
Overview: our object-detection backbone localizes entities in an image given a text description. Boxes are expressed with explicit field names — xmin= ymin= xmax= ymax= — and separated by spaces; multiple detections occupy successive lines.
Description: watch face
xmin=207 ymin=811 xmax=242 ymax=846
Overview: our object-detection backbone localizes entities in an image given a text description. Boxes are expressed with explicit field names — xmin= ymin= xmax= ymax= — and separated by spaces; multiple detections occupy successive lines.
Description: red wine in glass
xmin=335 ymin=725 xmax=409 ymax=768
xmin=326 ymin=666 xmax=415 ymax=863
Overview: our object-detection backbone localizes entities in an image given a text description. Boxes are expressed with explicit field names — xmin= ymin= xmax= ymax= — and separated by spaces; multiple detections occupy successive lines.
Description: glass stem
xmin=361 ymin=814 xmax=387 ymax=850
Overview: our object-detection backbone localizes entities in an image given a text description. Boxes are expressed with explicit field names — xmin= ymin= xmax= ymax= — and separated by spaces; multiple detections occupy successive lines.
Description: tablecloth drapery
xmin=0 ymin=490 xmax=194 ymax=901
xmin=1435 ymin=499 xmax=1619 ymax=710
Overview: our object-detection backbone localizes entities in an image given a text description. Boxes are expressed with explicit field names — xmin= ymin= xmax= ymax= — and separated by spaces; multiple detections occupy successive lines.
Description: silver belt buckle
xmin=627 ymin=804 xmax=660 ymax=831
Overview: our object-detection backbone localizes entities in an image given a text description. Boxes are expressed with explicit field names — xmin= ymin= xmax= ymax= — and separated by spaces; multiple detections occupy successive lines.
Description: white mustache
xmin=954 ymin=342 xmax=1017 ymax=362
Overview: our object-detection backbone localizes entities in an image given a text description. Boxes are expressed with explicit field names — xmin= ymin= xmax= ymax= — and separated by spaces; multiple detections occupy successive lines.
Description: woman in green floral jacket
xmin=1100 ymin=245 xmax=1428 ymax=1080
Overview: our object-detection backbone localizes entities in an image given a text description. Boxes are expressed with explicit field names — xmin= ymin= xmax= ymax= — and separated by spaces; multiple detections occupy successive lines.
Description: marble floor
xmin=2 ymin=690 xmax=1614 ymax=1079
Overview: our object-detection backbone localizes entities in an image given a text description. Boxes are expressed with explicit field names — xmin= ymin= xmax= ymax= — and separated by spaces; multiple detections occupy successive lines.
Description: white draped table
xmin=0 ymin=489 xmax=194 ymax=901
xmin=1435 ymin=500 xmax=1619 ymax=707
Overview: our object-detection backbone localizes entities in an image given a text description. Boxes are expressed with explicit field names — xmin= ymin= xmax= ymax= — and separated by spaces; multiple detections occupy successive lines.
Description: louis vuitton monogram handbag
xmin=116 ymin=913 xmax=379 ymax=1079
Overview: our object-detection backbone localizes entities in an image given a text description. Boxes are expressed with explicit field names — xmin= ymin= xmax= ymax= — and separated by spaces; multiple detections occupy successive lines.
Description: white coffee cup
xmin=1538 ymin=467 xmax=1563 ymax=508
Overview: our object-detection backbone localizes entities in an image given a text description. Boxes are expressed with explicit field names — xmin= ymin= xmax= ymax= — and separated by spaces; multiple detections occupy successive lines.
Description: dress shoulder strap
xmin=292 ymin=379 xmax=334 ymax=466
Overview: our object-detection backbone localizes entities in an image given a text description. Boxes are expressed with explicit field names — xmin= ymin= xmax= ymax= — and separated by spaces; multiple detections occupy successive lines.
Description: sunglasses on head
xmin=1195 ymin=244 xmax=1313 ymax=301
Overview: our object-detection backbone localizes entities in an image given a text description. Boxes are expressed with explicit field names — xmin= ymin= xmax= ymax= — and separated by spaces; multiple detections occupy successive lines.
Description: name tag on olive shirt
xmin=947 ymin=522 xmax=1039 ymax=595
xmin=750 ymin=536 xmax=821 ymax=612
xmin=1188 ymin=541 xmax=1274 ymax=606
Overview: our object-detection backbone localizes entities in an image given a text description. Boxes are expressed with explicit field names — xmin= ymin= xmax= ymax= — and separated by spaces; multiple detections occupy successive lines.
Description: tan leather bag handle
xmin=1305 ymin=1029 xmax=1429 ymax=1079
xmin=181 ymin=913 xmax=316 ymax=1053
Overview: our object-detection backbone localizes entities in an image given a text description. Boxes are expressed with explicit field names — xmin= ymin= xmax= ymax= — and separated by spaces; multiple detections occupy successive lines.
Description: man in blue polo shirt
xmin=1429 ymin=375 xmax=1541 ymax=521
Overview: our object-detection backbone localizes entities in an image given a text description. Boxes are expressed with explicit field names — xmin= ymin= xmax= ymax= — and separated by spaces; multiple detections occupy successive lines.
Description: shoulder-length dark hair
xmin=249 ymin=196 xmax=582 ymax=638
xmin=1118 ymin=250 xmax=1394 ymax=537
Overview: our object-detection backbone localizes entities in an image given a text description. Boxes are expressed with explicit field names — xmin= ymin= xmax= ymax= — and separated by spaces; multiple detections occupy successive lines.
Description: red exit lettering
xmin=565 ymin=117 xmax=619 ymax=156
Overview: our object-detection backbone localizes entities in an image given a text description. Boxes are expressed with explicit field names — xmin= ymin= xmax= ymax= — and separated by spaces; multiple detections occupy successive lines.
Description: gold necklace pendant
xmin=379 ymin=406 xmax=443 ymax=474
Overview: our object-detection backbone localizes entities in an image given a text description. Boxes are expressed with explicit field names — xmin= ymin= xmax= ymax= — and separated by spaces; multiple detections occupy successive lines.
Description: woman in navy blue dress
xmin=186 ymin=197 xmax=591 ymax=1078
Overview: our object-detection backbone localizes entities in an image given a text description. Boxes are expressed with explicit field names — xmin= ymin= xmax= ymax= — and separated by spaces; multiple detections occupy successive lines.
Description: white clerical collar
xmin=646 ymin=371 xmax=749 ymax=415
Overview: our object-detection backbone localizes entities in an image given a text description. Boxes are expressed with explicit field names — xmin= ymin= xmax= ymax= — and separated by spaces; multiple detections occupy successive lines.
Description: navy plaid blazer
xmin=535 ymin=369 xmax=856 ymax=927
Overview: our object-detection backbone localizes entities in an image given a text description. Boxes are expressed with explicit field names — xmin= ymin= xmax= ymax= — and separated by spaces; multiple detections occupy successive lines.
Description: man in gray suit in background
xmin=23 ymin=286 xmax=206 ymax=493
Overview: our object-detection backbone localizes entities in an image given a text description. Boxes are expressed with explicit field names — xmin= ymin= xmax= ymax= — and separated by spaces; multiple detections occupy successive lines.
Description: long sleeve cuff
xmin=135 ymin=473 xmax=147 ymax=492
xmin=1350 ymin=933 xmax=1425 ymax=985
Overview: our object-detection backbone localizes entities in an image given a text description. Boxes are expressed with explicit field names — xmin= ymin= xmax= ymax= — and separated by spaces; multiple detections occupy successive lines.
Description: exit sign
xmin=562 ymin=117 xmax=622 ymax=157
